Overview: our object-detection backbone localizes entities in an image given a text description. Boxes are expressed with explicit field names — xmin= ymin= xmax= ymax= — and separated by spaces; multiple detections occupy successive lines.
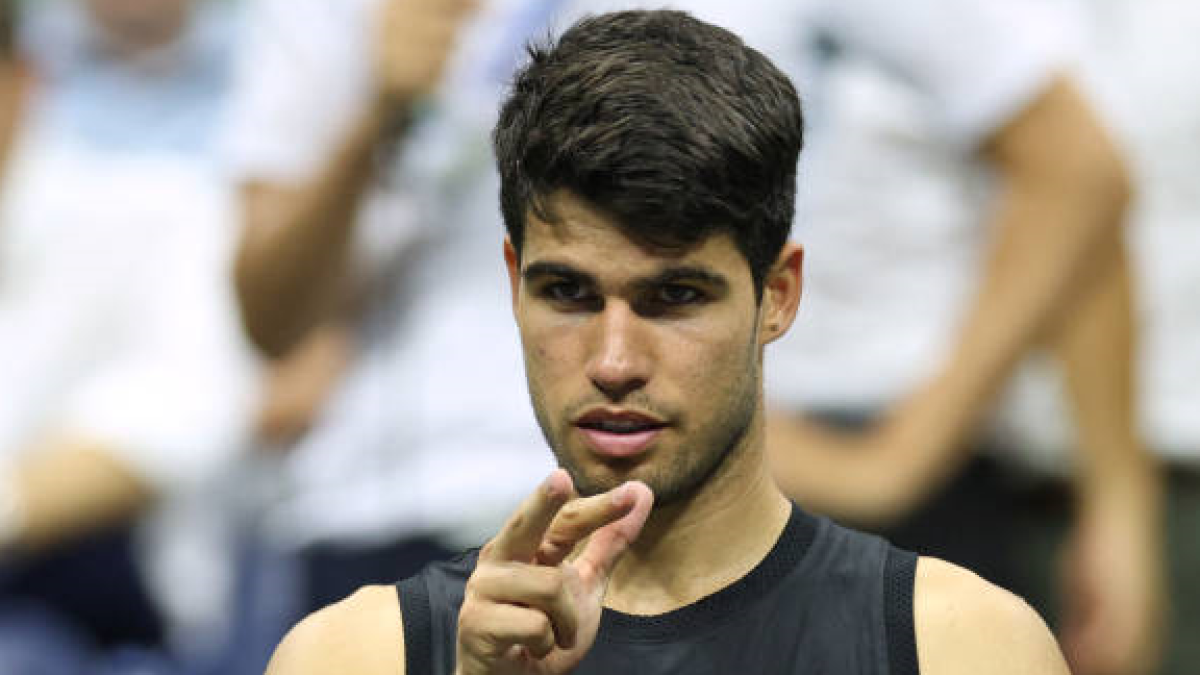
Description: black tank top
xmin=397 ymin=505 xmax=919 ymax=674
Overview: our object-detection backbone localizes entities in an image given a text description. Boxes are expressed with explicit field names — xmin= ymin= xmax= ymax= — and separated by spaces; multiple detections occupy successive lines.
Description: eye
xmin=657 ymin=284 xmax=704 ymax=305
xmin=539 ymin=280 xmax=599 ymax=309
xmin=635 ymin=284 xmax=708 ymax=317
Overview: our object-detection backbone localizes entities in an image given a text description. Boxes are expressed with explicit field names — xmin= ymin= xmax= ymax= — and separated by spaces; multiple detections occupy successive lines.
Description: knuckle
xmin=543 ymin=530 xmax=574 ymax=551
xmin=558 ymin=501 xmax=585 ymax=523
xmin=526 ymin=570 xmax=564 ymax=604
xmin=463 ymin=564 xmax=494 ymax=597
xmin=542 ymin=571 xmax=567 ymax=600
xmin=496 ymin=562 xmax=525 ymax=585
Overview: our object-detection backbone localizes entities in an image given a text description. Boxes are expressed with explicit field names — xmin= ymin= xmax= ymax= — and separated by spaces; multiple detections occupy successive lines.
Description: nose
xmin=586 ymin=301 xmax=651 ymax=401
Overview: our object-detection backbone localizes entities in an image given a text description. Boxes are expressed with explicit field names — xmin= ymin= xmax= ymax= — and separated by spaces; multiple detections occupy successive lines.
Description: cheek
xmin=520 ymin=321 xmax=577 ymax=383
xmin=680 ymin=308 xmax=756 ymax=355
xmin=663 ymin=318 xmax=756 ymax=388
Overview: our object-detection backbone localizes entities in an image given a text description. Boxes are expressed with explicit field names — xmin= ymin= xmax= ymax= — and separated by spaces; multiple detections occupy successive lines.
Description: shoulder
xmin=913 ymin=557 xmax=1069 ymax=675
xmin=265 ymin=584 xmax=405 ymax=675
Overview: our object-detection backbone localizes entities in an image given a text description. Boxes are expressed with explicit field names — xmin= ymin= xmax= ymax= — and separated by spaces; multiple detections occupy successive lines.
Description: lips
xmin=574 ymin=408 xmax=667 ymax=459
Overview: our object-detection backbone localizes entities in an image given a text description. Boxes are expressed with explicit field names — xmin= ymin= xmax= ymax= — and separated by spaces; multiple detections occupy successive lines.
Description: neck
xmin=604 ymin=406 xmax=792 ymax=615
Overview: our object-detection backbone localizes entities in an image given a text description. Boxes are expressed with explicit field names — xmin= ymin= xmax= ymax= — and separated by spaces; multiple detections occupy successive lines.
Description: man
xmin=265 ymin=11 xmax=1069 ymax=674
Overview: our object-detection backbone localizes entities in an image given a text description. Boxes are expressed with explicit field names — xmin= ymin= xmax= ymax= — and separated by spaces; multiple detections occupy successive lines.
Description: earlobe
xmin=760 ymin=242 xmax=803 ymax=344
xmin=504 ymin=237 xmax=521 ymax=315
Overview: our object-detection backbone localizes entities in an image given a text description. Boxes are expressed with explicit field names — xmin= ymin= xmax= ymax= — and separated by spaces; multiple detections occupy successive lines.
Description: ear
xmin=758 ymin=242 xmax=803 ymax=345
xmin=503 ymin=236 xmax=521 ymax=315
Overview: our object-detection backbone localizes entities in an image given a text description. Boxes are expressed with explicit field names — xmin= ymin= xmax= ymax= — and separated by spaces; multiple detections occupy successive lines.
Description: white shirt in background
xmin=992 ymin=0 xmax=1200 ymax=468
xmin=700 ymin=1 xmax=1069 ymax=414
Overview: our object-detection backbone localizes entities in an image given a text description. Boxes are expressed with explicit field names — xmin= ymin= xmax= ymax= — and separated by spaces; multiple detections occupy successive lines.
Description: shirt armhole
xmin=397 ymin=575 xmax=433 ymax=675
xmin=884 ymin=547 xmax=920 ymax=675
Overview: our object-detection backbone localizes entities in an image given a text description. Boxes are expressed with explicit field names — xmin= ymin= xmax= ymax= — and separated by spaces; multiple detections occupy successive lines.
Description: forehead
xmin=521 ymin=192 xmax=751 ymax=281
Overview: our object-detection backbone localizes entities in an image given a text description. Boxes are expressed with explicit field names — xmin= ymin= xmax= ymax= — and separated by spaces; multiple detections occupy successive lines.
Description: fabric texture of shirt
xmin=398 ymin=504 xmax=919 ymax=675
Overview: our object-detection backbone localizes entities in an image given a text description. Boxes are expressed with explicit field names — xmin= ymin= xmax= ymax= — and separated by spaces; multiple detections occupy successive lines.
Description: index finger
xmin=482 ymin=469 xmax=574 ymax=563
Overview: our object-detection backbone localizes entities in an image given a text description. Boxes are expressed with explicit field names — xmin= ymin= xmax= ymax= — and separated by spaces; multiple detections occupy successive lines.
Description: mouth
xmin=573 ymin=409 xmax=668 ymax=459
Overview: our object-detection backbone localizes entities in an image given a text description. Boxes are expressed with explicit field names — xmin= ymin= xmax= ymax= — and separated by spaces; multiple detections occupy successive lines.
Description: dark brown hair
xmin=494 ymin=10 xmax=804 ymax=298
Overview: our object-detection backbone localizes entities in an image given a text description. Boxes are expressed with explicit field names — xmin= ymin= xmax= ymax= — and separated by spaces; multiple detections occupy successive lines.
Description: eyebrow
xmin=522 ymin=261 xmax=596 ymax=286
xmin=635 ymin=267 xmax=730 ymax=294
xmin=522 ymin=261 xmax=729 ymax=293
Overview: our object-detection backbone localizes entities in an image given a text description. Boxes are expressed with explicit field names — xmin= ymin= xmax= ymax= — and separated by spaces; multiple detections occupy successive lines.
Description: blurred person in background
xmin=0 ymin=0 xmax=257 ymax=671
xmin=991 ymin=1 xmax=1200 ymax=673
xmin=224 ymin=0 xmax=561 ymax=634
xmin=743 ymin=2 xmax=1164 ymax=674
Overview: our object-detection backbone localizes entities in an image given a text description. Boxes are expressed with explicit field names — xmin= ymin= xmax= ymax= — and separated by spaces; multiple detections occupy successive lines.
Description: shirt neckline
xmin=596 ymin=503 xmax=820 ymax=643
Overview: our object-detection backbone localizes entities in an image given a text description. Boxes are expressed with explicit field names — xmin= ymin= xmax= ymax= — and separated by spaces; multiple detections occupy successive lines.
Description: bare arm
xmin=1 ymin=440 xmax=155 ymax=554
xmin=916 ymin=557 xmax=1071 ymax=674
xmin=234 ymin=0 xmax=477 ymax=357
xmin=265 ymin=585 xmax=405 ymax=675
xmin=770 ymin=77 xmax=1131 ymax=523
xmin=0 ymin=56 xmax=28 ymax=173
xmin=235 ymin=110 xmax=385 ymax=359
xmin=255 ymin=322 xmax=355 ymax=447
xmin=895 ymin=76 xmax=1131 ymax=474
xmin=1052 ymin=228 xmax=1164 ymax=675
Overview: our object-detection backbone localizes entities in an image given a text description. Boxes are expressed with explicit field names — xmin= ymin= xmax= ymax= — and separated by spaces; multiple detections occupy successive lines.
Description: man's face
xmin=506 ymin=191 xmax=796 ymax=506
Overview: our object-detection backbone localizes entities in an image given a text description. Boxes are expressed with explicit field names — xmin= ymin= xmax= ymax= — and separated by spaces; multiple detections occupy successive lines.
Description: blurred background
xmin=0 ymin=0 xmax=1193 ymax=673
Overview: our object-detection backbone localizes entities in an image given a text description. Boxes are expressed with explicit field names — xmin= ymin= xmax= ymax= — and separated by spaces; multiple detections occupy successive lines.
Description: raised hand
xmin=374 ymin=0 xmax=479 ymax=107
xmin=455 ymin=469 xmax=654 ymax=675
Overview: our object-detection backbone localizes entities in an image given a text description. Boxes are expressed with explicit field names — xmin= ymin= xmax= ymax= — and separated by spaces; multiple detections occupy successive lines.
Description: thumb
xmin=573 ymin=481 xmax=654 ymax=588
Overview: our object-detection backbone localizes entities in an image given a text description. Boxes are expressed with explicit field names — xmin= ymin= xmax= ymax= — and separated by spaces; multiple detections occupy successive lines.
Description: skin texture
xmin=265 ymin=192 xmax=1070 ymax=674
xmin=916 ymin=558 xmax=1071 ymax=675
xmin=509 ymin=193 xmax=767 ymax=504
xmin=264 ymin=584 xmax=406 ymax=675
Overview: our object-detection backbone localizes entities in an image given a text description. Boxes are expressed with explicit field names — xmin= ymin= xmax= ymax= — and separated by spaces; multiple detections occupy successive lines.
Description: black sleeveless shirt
xmin=397 ymin=505 xmax=919 ymax=674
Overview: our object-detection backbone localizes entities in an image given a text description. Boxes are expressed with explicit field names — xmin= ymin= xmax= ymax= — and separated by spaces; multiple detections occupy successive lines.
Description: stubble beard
xmin=527 ymin=349 xmax=761 ymax=509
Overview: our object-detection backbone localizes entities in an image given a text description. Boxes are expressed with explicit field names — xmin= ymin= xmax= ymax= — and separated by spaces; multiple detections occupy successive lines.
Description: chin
xmin=563 ymin=461 xmax=639 ymax=497
xmin=554 ymin=448 xmax=643 ymax=496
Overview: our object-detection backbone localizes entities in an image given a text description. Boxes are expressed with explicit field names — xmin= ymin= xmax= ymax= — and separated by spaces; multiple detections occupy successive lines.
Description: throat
xmin=602 ymin=481 xmax=792 ymax=616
